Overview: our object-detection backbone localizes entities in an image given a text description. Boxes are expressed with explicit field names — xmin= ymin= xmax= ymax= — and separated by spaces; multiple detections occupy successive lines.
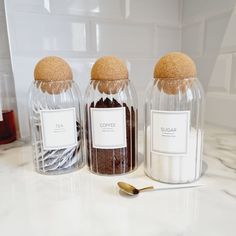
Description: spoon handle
xmin=139 ymin=186 xmax=154 ymax=192
xmin=155 ymin=184 xmax=203 ymax=191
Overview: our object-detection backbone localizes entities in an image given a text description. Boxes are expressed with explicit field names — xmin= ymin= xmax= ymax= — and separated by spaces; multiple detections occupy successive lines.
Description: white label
xmin=151 ymin=110 xmax=190 ymax=155
xmin=40 ymin=108 xmax=77 ymax=150
xmin=91 ymin=107 xmax=127 ymax=149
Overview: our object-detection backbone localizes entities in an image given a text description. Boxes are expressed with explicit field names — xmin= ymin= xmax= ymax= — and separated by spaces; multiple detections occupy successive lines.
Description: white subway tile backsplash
xmin=182 ymin=21 xmax=204 ymax=57
xmin=204 ymin=12 xmax=232 ymax=53
xmin=67 ymin=58 xmax=95 ymax=95
xmin=208 ymin=54 xmax=232 ymax=92
xmin=155 ymin=27 xmax=181 ymax=57
xmin=205 ymin=93 xmax=236 ymax=128
xmin=136 ymin=90 xmax=145 ymax=126
xmin=230 ymin=53 xmax=236 ymax=94
xmin=95 ymin=21 xmax=154 ymax=57
xmin=128 ymin=59 xmax=157 ymax=126
xmin=128 ymin=59 xmax=155 ymax=89
xmin=182 ymin=0 xmax=236 ymax=128
xmin=9 ymin=12 xmax=88 ymax=55
xmin=182 ymin=0 xmax=236 ymax=24
xmin=128 ymin=0 xmax=181 ymax=26
xmin=0 ymin=58 xmax=12 ymax=74
xmin=7 ymin=0 xmax=124 ymax=19
xmin=52 ymin=0 xmax=124 ymax=18
xmin=0 ymin=15 xmax=10 ymax=58
xmin=0 ymin=0 xmax=4 ymax=13
xmin=10 ymin=56 xmax=39 ymax=138
xmin=193 ymin=54 xmax=218 ymax=89
xmin=221 ymin=13 xmax=236 ymax=52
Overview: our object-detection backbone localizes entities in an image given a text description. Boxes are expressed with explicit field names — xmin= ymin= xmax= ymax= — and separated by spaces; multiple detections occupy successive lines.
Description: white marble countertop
xmin=0 ymin=124 xmax=235 ymax=236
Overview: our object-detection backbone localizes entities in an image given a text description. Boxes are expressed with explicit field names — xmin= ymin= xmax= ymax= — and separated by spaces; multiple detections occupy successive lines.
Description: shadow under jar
xmin=85 ymin=56 xmax=138 ymax=175
xmin=28 ymin=57 xmax=84 ymax=175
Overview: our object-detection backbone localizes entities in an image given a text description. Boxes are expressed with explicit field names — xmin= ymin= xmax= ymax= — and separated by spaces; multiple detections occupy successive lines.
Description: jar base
xmin=0 ymin=136 xmax=17 ymax=145
xmin=35 ymin=162 xmax=85 ymax=175
xmin=87 ymin=165 xmax=138 ymax=176
xmin=144 ymin=170 xmax=201 ymax=184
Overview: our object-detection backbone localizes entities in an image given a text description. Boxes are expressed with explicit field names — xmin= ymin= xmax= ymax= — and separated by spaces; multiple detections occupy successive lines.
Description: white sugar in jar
xmin=144 ymin=52 xmax=204 ymax=184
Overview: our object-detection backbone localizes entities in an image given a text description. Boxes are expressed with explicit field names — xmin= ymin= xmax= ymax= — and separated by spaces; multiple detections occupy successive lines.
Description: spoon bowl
xmin=117 ymin=182 xmax=154 ymax=196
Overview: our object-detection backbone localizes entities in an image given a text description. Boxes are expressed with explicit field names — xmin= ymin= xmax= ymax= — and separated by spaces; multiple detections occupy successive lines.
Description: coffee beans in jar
xmin=85 ymin=56 xmax=138 ymax=175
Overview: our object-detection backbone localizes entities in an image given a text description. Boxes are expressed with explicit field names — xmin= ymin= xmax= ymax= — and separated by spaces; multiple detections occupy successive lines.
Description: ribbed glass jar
xmin=85 ymin=79 xmax=138 ymax=175
xmin=144 ymin=78 xmax=204 ymax=183
xmin=28 ymin=80 xmax=84 ymax=175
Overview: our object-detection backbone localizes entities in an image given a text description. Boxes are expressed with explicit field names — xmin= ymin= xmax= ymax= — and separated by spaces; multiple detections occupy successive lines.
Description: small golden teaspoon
xmin=117 ymin=181 xmax=203 ymax=196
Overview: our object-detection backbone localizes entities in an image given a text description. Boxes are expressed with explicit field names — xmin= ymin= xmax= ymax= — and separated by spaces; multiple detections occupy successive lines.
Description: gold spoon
xmin=118 ymin=182 xmax=154 ymax=196
xmin=117 ymin=181 xmax=203 ymax=196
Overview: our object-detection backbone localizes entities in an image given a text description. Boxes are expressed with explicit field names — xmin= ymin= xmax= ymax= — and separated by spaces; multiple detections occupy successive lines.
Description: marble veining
xmin=0 ymin=124 xmax=235 ymax=236
xmin=222 ymin=189 xmax=236 ymax=199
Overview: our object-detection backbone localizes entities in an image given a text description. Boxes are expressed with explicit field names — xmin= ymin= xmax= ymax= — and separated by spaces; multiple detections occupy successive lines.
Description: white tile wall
xmin=0 ymin=58 xmax=12 ymax=74
xmin=128 ymin=58 xmax=156 ymax=127
xmin=193 ymin=54 xmax=217 ymax=89
xmin=208 ymin=54 xmax=232 ymax=92
xmin=182 ymin=0 xmax=236 ymax=24
xmin=205 ymin=93 xmax=236 ymax=128
xmin=127 ymin=0 xmax=181 ymax=26
xmin=95 ymin=21 xmax=154 ymax=57
xmin=8 ymin=0 xmax=125 ymax=18
xmin=155 ymin=26 xmax=181 ymax=57
xmin=51 ymin=0 xmax=125 ymax=18
xmin=5 ymin=0 xmax=182 ymax=138
xmin=67 ymin=58 xmax=95 ymax=94
xmin=0 ymin=15 xmax=10 ymax=58
xmin=222 ymin=12 xmax=236 ymax=52
xmin=205 ymin=10 xmax=236 ymax=128
xmin=0 ymin=0 xmax=4 ymax=13
xmin=128 ymin=59 xmax=155 ymax=89
xmin=9 ymin=13 xmax=88 ymax=55
xmin=182 ymin=0 xmax=236 ymax=128
xmin=204 ymin=12 xmax=232 ymax=53
xmin=230 ymin=53 xmax=236 ymax=94
xmin=182 ymin=21 xmax=204 ymax=57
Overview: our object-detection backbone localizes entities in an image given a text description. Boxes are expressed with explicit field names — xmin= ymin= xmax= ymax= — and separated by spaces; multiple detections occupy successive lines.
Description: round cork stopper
xmin=154 ymin=52 xmax=196 ymax=79
xmin=154 ymin=52 xmax=196 ymax=95
xmin=34 ymin=56 xmax=72 ymax=94
xmin=34 ymin=56 xmax=72 ymax=81
xmin=91 ymin=56 xmax=128 ymax=94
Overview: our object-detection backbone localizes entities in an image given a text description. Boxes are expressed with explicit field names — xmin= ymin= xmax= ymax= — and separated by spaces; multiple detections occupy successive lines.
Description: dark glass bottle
xmin=0 ymin=74 xmax=17 ymax=144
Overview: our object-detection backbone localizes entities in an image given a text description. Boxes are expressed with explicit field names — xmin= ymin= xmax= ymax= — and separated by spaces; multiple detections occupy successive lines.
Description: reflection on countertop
xmin=0 ymin=124 xmax=235 ymax=236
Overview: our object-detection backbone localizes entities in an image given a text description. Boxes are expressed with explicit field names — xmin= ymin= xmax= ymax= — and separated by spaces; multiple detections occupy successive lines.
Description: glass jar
xmin=145 ymin=77 xmax=204 ymax=183
xmin=0 ymin=74 xmax=17 ymax=144
xmin=28 ymin=57 xmax=84 ymax=175
xmin=85 ymin=56 xmax=138 ymax=175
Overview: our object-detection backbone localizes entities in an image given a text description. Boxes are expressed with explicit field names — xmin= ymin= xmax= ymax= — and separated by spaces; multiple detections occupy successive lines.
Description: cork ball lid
xmin=154 ymin=52 xmax=196 ymax=79
xmin=91 ymin=56 xmax=128 ymax=80
xmin=34 ymin=56 xmax=72 ymax=82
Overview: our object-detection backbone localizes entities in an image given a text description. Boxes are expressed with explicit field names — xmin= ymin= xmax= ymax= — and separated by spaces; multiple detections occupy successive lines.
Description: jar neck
xmin=153 ymin=77 xmax=196 ymax=82
xmin=34 ymin=79 xmax=73 ymax=83
xmin=91 ymin=78 xmax=129 ymax=82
